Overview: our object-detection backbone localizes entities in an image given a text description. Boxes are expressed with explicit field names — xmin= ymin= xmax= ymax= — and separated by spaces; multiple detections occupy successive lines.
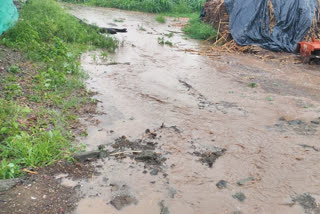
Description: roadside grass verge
xmin=58 ymin=0 xmax=205 ymax=14
xmin=59 ymin=0 xmax=217 ymax=41
xmin=0 ymin=0 xmax=117 ymax=179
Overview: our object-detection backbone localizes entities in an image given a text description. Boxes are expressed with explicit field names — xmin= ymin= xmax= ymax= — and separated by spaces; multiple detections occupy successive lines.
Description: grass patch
xmin=183 ymin=16 xmax=217 ymax=40
xmin=155 ymin=15 xmax=166 ymax=23
xmin=248 ymin=82 xmax=257 ymax=88
xmin=0 ymin=0 xmax=117 ymax=179
xmin=59 ymin=0 xmax=205 ymax=14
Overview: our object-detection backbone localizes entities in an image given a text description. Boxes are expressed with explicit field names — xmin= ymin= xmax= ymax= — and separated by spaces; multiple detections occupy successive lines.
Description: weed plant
xmin=155 ymin=15 xmax=166 ymax=23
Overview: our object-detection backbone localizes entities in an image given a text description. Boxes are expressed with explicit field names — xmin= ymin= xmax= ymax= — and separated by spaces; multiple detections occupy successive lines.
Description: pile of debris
xmin=202 ymin=0 xmax=320 ymax=53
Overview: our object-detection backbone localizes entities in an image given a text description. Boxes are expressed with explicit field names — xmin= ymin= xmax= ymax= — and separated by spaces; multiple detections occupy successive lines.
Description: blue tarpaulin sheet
xmin=224 ymin=0 xmax=319 ymax=52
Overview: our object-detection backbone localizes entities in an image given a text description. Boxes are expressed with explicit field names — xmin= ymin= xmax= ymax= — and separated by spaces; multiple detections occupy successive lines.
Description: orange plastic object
xmin=298 ymin=38 xmax=320 ymax=57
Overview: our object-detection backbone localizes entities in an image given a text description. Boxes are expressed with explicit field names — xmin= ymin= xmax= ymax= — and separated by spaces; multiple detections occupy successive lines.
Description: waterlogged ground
xmin=69 ymin=5 xmax=319 ymax=214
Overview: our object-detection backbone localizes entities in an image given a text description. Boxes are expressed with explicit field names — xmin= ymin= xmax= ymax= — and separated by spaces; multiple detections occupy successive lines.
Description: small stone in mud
xmin=110 ymin=195 xmax=138 ymax=210
xmin=110 ymin=184 xmax=119 ymax=192
xmin=237 ymin=177 xmax=254 ymax=186
xmin=159 ymin=200 xmax=170 ymax=214
xmin=216 ymin=180 xmax=227 ymax=189
xmin=150 ymin=168 xmax=159 ymax=176
xmin=232 ymin=192 xmax=246 ymax=202
xmin=168 ymin=187 xmax=177 ymax=198
xmin=311 ymin=120 xmax=320 ymax=125
xmin=292 ymin=193 xmax=319 ymax=213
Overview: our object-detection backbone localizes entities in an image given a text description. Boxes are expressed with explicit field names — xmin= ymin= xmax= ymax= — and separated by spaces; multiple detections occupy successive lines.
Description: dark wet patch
xmin=193 ymin=147 xmax=226 ymax=168
xmin=134 ymin=150 xmax=166 ymax=166
xmin=106 ymin=130 xmax=168 ymax=174
xmin=110 ymin=194 xmax=138 ymax=210
xmin=292 ymin=193 xmax=320 ymax=214
xmin=111 ymin=135 xmax=157 ymax=150
xmin=267 ymin=117 xmax=319 ymax=135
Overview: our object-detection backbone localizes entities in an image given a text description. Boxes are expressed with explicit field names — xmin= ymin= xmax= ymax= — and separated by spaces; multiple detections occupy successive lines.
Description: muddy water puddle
xmin=67 ymin=4 xmax=320 ymax=214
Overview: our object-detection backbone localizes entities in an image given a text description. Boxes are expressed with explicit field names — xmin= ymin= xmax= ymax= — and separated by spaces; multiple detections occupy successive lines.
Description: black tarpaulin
xmin=224 ymin=0 xmax=319 ymax=52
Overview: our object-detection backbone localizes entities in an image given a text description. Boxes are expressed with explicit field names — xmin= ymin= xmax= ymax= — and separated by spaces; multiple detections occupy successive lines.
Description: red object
xmin=298 ymin=38 xmax=320 ymax=57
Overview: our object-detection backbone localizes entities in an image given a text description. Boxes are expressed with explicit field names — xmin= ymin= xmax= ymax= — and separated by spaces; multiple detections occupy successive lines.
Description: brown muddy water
xmin=67 ymin=4 xmax=320 ymax=214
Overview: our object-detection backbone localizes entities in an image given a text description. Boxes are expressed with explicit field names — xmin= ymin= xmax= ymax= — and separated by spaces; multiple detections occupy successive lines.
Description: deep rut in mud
xmin=65 ymin=5 xmax=320 ymax=214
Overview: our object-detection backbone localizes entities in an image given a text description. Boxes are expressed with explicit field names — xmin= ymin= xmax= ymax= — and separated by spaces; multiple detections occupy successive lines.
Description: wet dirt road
xmin=68 ymin=5 xmax=320 ymax=214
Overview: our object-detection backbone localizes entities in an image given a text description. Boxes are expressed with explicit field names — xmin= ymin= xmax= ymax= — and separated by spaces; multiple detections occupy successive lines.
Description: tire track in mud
xmin=178 ymin=79 xmax=248 ymax=116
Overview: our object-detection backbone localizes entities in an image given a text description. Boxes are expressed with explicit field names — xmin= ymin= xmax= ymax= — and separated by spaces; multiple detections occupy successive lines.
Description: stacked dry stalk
xmin=303 ymin=0 xmax=320 ymax=41
xmin=202 ymin=0 xmax=231 ymax=45
xmin=268 ymin=0 xmax=276 ymax=32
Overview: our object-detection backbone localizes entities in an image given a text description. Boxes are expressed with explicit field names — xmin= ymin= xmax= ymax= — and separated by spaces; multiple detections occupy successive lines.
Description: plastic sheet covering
xmin=224 ymin=0 xmax=319 ymax=52
xmin=0 ymin=0 xmax=19 ymax=35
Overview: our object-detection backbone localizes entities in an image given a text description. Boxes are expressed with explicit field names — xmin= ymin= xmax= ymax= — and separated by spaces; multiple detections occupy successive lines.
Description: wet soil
xmin=65 ymin=4 xmax=320 ymax=214
xmin=3 ymin=3 xmax=320 ymax=214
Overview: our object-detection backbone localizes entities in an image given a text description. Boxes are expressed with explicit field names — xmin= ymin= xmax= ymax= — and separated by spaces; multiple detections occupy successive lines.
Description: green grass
xmin=58 ymin=0 xmax=205 ymax=14
xmin=248 ymin=82 xmax=257 ymax=88
xmin=155 ymin=15 xmax=166 ymax=23
xmin=0 ymin=0 xmax=117 ymax=179
xmin=183 ymin=16 xmax=217 ymax=40
xmin=59 ymin=0 xmax=217 ymax=41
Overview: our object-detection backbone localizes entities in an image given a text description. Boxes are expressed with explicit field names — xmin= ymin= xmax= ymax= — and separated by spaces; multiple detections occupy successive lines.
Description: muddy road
xmin=67 ymin=5 xmax=320 ymax=214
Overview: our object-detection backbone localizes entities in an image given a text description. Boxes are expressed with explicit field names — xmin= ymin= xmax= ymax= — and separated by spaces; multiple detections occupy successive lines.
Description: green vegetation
xmin=59 ymin=0 xmax=205 ymax=14
xmin=165 ymin=32 xmax=174 ymax=38
xmin=7 ymin=64 xmax=21 ymax=74
xmin=0 ymin=0 xmax=117 ymax=179
xmin=155 ymin=15 xmax=166 ymax=23
xmin=183 ymin=16 xmax=217 ymax=40
xmin=248 ymin=82 xmax=257 ymax=88
xmin=158 ymin=37 xmax=173 ymax=46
